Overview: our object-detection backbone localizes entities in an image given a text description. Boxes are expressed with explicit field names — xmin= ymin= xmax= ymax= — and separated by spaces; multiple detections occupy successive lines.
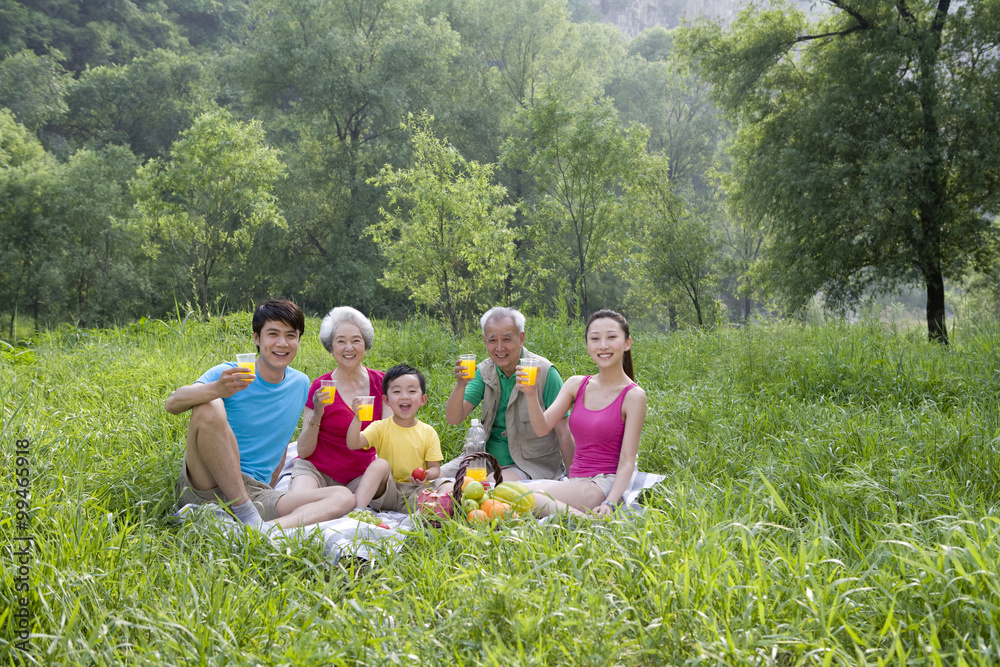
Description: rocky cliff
xmin=582 ymin=0 xmax=812 ymax=37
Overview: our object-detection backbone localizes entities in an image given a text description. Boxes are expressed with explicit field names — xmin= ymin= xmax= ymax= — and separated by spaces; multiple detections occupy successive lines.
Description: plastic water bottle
xmin=464 ymin=419 xmax=488 ymax=482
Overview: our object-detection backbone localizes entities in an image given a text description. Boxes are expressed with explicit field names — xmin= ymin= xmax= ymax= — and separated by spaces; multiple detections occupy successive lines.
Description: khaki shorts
xmin=579 ymin=473 xmax=616 ymax=497
xmin=290 ymin=458 xmax=393 ymax=511
xmin=175 ymin=464 xmax=285 ymax=521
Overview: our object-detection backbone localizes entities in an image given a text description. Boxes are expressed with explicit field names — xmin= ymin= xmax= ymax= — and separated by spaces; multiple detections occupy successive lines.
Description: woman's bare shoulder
xmin=624 ymin=383 xmax=647 ymax=406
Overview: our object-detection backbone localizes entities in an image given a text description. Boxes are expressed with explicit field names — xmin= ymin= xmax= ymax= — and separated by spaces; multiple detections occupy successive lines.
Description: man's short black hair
xmin=383 ymin=364 xmax=426 ymax=394
xmin=252 ymin=300 xmax=305 ymax=340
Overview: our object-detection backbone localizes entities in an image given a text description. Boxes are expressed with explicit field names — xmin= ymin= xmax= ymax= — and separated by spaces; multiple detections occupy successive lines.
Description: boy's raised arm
xmin=345 ymin=408 xmax=369 ymax=450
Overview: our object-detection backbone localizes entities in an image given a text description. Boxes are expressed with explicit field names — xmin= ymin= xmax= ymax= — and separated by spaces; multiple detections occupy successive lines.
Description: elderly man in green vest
xmin=444 ymin=307 xmax=573 ymax=481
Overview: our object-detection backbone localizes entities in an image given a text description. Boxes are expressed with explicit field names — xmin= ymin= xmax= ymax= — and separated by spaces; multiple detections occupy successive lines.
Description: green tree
xmin=681 ymin=0 xmax=1000 ymax=344
xmin=451 ymin=0 xmax=571 ymax=110
xmin=368 ymin=116 xmax=517 ymax=334
xmin=131 ymin=108 xmax=286 ymax=319
xmin=503 ymin=96 xmax=648 ymax=318
xmin=166 ymin=0 xmax=251 ymax=50
xmin=628 ymin=155 xmax=718 ymax=326
xmin=609 ymin=28 xmax=735 ymax=325
xmin=608 ymin=27 xmax=723 ymax=187
xmin=719 ymin=211 xmax=766 ymax=323
xmin=0 ymin=109 xmax=150 ymax=331
xmin=425 ymin=0 xmax=574 ymax=169
xmin=0 ymin=49 xmax=72 ymax=131
xmin=0 ymin=0 xmax=186 ymax=73
xmin=441 ymin=0 xmax=618 ymax=116
xmin=0 ymin=108 xmax=61 ymax=333
xmin=234 ymin=0 xmax=459 ymax=315
xmin=54 ymin=145 xmax=146 ymax=326
xmin=60 ymin=49 xmax=215 ymax=159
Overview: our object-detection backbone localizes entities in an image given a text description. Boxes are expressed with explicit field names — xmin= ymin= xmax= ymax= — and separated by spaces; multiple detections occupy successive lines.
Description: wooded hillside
xmin=1 ymin=0 xmax=997 ymax=342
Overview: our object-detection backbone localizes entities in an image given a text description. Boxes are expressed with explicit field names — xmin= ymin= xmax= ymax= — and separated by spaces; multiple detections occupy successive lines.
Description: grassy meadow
xmin=2 ymin=313 xmax=1000 ymax=665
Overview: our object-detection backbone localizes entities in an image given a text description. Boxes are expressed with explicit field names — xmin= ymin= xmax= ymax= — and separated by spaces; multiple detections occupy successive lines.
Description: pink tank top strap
xmin=612 ymin=382 xmax=638 ymax=410
xmin=574 ymin=376 xmax=637 ymax=413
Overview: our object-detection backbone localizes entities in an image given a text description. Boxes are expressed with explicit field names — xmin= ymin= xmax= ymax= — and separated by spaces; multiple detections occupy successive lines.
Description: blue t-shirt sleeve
xmin=196 ymin=362 xmax=232 ymax=385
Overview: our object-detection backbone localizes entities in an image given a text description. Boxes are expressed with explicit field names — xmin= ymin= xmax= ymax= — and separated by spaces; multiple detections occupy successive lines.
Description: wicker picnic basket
xmin=451 ymin=451 xmax=503 ymax=508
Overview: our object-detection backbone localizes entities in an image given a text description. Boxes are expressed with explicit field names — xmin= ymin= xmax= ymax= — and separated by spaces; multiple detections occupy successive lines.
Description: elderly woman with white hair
xmin=292 ymin=306 xmax=391 ymax=511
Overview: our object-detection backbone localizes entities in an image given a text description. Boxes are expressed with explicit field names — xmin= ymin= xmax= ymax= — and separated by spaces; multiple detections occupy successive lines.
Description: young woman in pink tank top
xmin=515 ymin=309 xmax=648 ymax=517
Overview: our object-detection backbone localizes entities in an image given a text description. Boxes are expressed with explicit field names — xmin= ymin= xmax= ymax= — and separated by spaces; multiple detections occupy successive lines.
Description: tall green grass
xmin=2 ymin=315 xmax=999 ymax=664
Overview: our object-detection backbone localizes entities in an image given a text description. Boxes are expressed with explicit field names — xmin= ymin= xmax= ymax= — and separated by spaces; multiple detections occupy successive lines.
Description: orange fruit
xmin=467 ymin=509 xmax=489 ymax=523
xmin=461 ymin=475 xmax=475 ymax=491
xmin=480 ymin=499 xmax=512 ymax=520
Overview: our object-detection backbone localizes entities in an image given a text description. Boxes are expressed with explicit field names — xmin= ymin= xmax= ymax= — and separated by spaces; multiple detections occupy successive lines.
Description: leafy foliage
xmin=368 ymin=115 xmax=517 ymax=334
xmin=503 ymin=96 xmax=649 ymax=318
xmin=680 ymin=0 xmax=1000 ymax=343
xmin=608 ymin=27 xmax=723 ymax=186
xmin=0 ymin=0 xmax=186 ymax=73
xmin=60 ymin=49 xmax=216 ymax=159
xmin=0 ymin=0 xmax=248 ymax=72
xmin=52 ymin=145 xmax=146 ymax=327
xmin=228 ymin=0 xmax=462 ymax=317
xmin=630 ymin=155 xmax=720 ymax=326
xmin=131 ymin=108 xmax=286 ymax=318
xmin=0 ymin=109 xmax=61 ymax=333
xmin=0 ymin=110 xmax=148 ymax=332
xmin=2 ymin=0 xmax=998 ymax=335
xmin=0 ymin=49 xmax=72 ymax=130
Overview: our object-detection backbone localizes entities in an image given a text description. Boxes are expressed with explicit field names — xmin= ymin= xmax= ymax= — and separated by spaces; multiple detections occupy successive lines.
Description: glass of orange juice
xmin=467 ymin=465 xmax=488 ymax=482
xmin=236 ymin=353 xmax=256 ymax=381
xmin=459 ymin=354 xmax=476 ymax=380
xmin=519 ymin=358 xmax=539 ymax=386
xmin=357 ymin=396 xmax=375 ymax=421
xmin=319 ymin=379 xmax=337 ymax=404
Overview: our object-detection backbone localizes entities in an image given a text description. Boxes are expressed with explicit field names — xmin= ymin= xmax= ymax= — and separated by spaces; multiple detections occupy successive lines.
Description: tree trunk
xmin=441 ymin=267 xmax=459 ymax=336
xmin=926 ymin=270 xmax=948 ymax=345
xmin=78 ymin=271 xmax=87 ymax=323
xmin=199 ymin=271 xmax=211 ymax=321
xmin=916 ymin=0 xmax=951 ymax=346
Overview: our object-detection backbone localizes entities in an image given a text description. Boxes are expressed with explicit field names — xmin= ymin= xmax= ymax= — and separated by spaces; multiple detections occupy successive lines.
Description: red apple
xmin=412 ymin=467 xmax=427 ymax=481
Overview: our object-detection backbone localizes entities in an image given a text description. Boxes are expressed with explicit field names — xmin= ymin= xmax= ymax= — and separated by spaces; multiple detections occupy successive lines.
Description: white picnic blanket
xmin=176 ymin=441 xmax=666 ymax=562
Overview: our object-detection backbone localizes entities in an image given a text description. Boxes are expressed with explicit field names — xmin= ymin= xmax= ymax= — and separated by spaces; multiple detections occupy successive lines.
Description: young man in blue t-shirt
xmin=166 ymin=300 xmax=354 ymax=531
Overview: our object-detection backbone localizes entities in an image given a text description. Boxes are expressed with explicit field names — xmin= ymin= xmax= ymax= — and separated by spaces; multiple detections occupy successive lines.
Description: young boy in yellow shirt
xmin=347 ymin=364 xmax=452 ymax=513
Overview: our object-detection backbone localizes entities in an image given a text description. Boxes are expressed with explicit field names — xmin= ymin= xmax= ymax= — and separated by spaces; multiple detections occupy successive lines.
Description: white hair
xmin=480 ymin=307 xmax=525 ymax=334
xmin=319 ymin=306 xmax=375 ymax=352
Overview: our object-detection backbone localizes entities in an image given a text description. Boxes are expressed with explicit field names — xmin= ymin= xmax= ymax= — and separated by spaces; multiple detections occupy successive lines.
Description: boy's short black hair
xmin=383 ymin=364 xmax=426 ymax=394
xmin=253 ymin=300 xmax=305 ymax=338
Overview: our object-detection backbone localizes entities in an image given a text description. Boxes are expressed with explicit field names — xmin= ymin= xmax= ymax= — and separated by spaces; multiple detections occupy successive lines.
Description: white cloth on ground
xmin=175 ymin=441 xmax=666 ymax=561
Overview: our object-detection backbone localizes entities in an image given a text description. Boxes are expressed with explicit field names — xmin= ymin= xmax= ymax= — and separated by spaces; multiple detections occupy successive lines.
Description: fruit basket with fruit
xmin=452 ymin=452 xmax=535 ymax=523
